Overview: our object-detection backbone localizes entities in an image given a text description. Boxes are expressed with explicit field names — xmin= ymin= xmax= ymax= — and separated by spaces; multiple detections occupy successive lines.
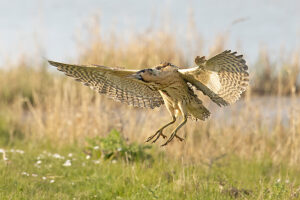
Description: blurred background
xmin=1 ymin=0 xmax=300 ymax=165
xmin=1 ymin=1 xmax=300 ymax=199
xmin=1 ymin=0 xmax=300 ymax=164
xmin=0 ymin=0 xmax=299 ymax=65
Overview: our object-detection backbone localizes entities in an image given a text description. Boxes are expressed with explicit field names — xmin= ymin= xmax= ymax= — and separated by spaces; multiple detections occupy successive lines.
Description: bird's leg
xmin=161 ymin=116 xmax=187 ymax=146
xmin=161 ymin=102 xmax=187 ymax=146
xmin=146 ymin=116 xmax=176 ymax=143
xmin=151 ymin=116 xmax=177 ymax=143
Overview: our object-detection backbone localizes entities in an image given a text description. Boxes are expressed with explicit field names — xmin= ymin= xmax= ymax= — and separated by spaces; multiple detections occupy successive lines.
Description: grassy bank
xmin=1 ymin=137 xmax=300 ymax=200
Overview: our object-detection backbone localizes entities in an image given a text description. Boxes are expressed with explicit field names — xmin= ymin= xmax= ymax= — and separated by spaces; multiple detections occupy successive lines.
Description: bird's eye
xmin=138 ymin=69 xmax=146 ymax=74
xmin=148 ymin=69 xmax=157 ymax=75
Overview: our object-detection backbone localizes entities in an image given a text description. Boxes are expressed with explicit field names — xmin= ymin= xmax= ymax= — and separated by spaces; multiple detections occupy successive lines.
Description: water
xmin=0 ymin=0 xmax=299 ymax=66
xmin=211 ymin=96 xmax=300 ymax=129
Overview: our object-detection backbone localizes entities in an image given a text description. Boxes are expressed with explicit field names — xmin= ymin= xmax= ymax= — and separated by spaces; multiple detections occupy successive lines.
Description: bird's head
xmin=130 ymin=68 xmax=160 ymax=82
xmin=129 ymin=62 xmax=178 ymax=83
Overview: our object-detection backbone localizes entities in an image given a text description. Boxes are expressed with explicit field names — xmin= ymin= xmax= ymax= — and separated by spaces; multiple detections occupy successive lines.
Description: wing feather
xmin=179 ymin=50 xmax=249 ymax=106
xmin=48 ymin=61 xmax=164 ymax=109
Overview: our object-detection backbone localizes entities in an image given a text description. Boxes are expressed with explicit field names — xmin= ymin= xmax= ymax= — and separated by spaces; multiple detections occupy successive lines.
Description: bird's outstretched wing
xmin=179 ymin=50 xmax=249 ymax=106
xmin=48 ymin=61 xmax=164 ymax=109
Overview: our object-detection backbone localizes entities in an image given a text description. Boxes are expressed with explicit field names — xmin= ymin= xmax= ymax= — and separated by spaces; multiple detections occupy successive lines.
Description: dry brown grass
xmin=1 ymin=18 xmax=300 ymax=167
xmin=251 ymin=48 xmax=300 ymax=95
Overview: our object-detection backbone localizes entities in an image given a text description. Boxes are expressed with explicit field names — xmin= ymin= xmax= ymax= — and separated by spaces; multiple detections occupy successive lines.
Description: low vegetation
xmin=1 ymin=131 xmax=300 ymax=199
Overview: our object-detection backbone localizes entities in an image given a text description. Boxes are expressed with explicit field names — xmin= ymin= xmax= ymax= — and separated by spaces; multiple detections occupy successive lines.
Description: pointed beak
xmin=127 ymin=73 xmax=143 ymax=81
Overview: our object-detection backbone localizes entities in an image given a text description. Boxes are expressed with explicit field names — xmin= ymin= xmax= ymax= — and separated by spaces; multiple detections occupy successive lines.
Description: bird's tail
xmin=186 ymin=100 xmax=210 ymax=121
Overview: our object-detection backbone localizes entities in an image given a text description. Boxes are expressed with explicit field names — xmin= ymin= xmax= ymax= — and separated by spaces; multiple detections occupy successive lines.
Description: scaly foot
xmin=152 ymin=131 xmax=167 ymax=143
xmin=161 ymin=134 xmax=184 ymax=146
xmin=145 ymin=130 xmax=166 ymax=143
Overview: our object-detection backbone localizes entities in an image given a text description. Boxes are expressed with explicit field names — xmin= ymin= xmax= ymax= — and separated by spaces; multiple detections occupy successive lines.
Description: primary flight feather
xmin=49 ymin=50 xmax=249 ymax=146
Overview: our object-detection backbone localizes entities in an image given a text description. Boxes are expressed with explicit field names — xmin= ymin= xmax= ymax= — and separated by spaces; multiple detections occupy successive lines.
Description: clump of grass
xmin=84 ymin=129 xmax=152 ymax=162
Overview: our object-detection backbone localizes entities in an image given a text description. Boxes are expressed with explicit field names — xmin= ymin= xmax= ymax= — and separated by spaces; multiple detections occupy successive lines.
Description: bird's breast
xmin=158 ymin=83 xmax=192 ymax=106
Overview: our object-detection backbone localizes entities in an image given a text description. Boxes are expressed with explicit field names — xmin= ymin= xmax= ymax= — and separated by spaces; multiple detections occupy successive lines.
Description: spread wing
xmin=48 ymin=61 xmax=164 ymax=109
xmin=179 ymin=50 xmax=249 ymax=106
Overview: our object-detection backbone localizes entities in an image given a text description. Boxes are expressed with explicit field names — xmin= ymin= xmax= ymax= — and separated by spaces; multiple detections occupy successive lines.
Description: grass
xmin=1 ymin=139 xmax=300 ymax=200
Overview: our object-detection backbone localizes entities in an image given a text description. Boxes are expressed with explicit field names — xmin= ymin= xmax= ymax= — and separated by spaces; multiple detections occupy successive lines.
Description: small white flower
xmin=53 ymin=153 xmax=65 ymax=159
xmin=32 ymin=174 xmax=38 ymax=177
xmin=21 ymin=172 xmax=29 ymax=176
xmin=63 ymin=160 xmax=72 ymax=167
xmin=117 ymin=147 xmax=122 ymax=152
xmin=68 ymin=153 xmax=73 ymax=157
xmin=93 ymin=146 xmax=99 ymax=150
xmin=36 ymin=160 xmax=42 ymax=165
xmin=42 ymin=176 xmax=47 ymax=180
xmin=276 ymin=178 xmax=281 ymax=183
xmin=50 ymin=179 xmax=55 ymax=183
xmin=86 ymin=155 xmax=91 ymax=160
xmin=0 ymin=149 xmax=8 ymax=160
xmin=112 ymin=160 xmax=117 ymax=164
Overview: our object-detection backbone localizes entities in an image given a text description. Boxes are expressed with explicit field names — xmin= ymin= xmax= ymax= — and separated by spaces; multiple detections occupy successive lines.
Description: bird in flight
xmin=49 ymin=50 xmax=249 ymax=146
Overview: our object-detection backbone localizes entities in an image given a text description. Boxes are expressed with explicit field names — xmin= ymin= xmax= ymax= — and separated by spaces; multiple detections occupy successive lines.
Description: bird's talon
xmin=161 ymin=142 xmax=168 ymax=147
xmin=152 ymin=130 xmax=165 ymax=143
xmin=146 ymin=129 xmax=166 ymax=143
xmin=175 ymin=135 xmax=184 ymax=141
xmin=145 ymin=136 xmax=155 ymax=143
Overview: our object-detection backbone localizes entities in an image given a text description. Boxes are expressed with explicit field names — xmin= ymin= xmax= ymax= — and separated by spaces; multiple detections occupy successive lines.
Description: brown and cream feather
xmin=48 ymin=61 xmax=164 ymax=109
xmin=179 ymin=50 xmax=249 ymax=106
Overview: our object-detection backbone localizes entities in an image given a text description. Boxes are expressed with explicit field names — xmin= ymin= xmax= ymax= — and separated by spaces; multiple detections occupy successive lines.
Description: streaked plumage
xmin=49 ymin=50 xmax=249 ymax=146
